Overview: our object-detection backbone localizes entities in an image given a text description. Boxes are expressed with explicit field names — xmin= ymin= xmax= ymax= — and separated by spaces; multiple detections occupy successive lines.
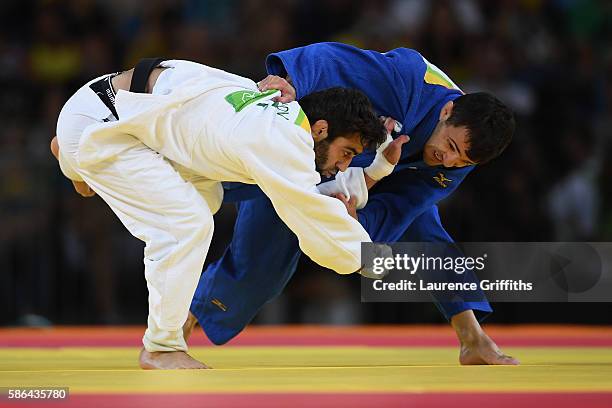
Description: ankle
xmin=451 ymin=310 xmax=484 ymax=345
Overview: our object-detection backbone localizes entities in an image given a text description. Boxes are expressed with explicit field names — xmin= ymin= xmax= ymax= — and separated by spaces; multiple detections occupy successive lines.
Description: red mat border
xmin=1 ymin=325 xmax=611 ymax=347
xmin=2 ymin=392 xmax=612 ymax=408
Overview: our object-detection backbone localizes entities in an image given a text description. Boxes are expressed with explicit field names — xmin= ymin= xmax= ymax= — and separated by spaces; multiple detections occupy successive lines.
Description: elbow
xmin=50 ymin=136 xmax=60 ymax=160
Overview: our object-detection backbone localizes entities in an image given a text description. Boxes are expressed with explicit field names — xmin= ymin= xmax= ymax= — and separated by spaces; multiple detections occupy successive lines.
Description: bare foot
xmin=182 ymin=311 xmax=199 ymax=344
xmin=459 ymin=331 xmax=520 ymax=365
xmin=139 ymin=348 xmax=210 ymax=369
xmin=451 ymin=310 xmax=519 ymax=366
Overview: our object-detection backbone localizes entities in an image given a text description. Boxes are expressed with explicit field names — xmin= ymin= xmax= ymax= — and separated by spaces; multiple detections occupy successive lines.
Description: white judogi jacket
xmin=77 ymin=60 xmax=371 ymax=274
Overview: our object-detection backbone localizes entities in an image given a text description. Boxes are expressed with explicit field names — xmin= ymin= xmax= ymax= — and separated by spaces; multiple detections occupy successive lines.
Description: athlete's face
xmin=423 ymin=122 xmax=475 ymax=168
xmin=423 ymin=101 xmax=477 ymax=168
xmin=315 ymin=133 xmax=363 ymax=178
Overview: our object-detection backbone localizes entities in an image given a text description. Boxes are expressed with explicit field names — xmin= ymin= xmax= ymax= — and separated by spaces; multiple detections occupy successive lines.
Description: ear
xmin=439 ymin=100 xmax=454 ymax=121
xmin=311 ymin=120 xmax=329 ymax=142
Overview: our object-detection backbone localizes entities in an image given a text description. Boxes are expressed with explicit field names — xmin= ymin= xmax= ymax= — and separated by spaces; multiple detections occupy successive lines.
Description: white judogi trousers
xmin=56 ymin=60 xmax=371 ymax=352
xmin=57 ymin=69 xmax=220 ymax=352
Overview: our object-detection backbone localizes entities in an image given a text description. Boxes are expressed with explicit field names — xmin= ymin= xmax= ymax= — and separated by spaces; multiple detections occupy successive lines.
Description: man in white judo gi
xmin=52 ymin=58 xmax=405 ymax=369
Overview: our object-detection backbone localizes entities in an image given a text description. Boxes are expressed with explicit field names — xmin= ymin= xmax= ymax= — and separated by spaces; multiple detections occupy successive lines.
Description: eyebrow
xmin=347 ymin=147 xmax=361 ymax=155
xmin=449 ymin=135 xmax=476 ymax=166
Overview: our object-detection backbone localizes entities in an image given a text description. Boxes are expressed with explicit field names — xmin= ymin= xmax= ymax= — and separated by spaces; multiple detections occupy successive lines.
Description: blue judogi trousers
xmin=190 ymin=194 xmax=492 ymax=345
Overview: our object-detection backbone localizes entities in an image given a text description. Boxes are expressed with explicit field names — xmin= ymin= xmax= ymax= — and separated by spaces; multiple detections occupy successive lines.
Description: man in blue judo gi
xmin=187 ymin=42 xmax=519 ymax=365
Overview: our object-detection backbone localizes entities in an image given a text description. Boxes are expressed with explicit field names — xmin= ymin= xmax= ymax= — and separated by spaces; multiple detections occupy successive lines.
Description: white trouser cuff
xmin=142 ymin=315 xmax=188 ymax=352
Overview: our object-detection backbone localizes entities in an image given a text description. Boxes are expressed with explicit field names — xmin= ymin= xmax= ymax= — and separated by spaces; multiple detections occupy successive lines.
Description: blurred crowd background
xmin=1 ymin=0 xmax=611 ymax=327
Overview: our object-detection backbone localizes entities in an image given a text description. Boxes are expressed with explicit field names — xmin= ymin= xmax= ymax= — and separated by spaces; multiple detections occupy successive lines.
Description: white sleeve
xmin=58 ymin=151 xmax=84 ymax=182
xmin=239 ymin=130 xmax=371 ymax=275
xmin=317 ymin=167 xmax=369 ymax=209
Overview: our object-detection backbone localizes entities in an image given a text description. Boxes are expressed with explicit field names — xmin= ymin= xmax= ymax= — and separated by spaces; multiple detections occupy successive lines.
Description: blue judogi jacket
xmin=198 ymin=43 xmax=491 ymax=341
xmin=265 ymin=42 xmax=474 ymax=242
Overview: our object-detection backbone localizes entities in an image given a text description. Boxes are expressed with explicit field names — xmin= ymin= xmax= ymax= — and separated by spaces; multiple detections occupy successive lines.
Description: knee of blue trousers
xmin=399 ymin=205 xmax=493 ymax=323
xmin=190 ymin=196 xmax=301 ymax=345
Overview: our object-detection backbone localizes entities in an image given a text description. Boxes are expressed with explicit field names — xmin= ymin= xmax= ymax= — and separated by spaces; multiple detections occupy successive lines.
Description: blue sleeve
xmin=266 ymin=42 xmax=427 ymax=122
xmin=358 ymin=166 xmax=473 ymax=242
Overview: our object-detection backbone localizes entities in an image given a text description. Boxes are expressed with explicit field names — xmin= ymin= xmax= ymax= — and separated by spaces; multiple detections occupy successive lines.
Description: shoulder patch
xmin=225 ymin=89 xmax=279 ymax=112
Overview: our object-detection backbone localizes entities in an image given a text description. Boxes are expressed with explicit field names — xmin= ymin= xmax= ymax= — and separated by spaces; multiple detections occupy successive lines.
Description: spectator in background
xmin=1 ymin=0 xmax=610 ymax=326
xmin=548 ymin=123 xmax=599 ymax=241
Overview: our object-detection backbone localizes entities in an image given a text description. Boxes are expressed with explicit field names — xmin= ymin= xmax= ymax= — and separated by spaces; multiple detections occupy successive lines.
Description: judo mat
xmin=1 ymin=325 xmax=611 ymax=407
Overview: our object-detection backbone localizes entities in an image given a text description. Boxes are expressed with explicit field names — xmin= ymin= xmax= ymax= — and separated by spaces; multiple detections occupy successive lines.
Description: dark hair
xmin=447 ymin=92 xmax=515 ymax=164
xmin=298 ymin=87 xmax=386 ymax=150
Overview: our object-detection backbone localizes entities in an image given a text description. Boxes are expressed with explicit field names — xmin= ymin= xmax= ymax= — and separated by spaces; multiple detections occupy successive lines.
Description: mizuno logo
xmin=433 ymin=173 xmax=452 ymax=188
xmin=211 ymin=298 xmax=228 ymax=312
xmin=106 ymin=88 xmax=115 ymax=105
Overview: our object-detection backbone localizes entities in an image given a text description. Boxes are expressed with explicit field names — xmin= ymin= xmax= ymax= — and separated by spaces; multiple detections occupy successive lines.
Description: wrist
xmin=364 ymin=172 xmax=377 ymax=189
xmin=364 ymin=154 xmax=395 ymax=181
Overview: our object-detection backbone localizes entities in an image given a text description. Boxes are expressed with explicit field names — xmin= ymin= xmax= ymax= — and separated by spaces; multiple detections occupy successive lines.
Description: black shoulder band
xmin=89 ymin=74 xmax=119 ymax=120
xmin=129 ymin=57 xmax=165 ymax=93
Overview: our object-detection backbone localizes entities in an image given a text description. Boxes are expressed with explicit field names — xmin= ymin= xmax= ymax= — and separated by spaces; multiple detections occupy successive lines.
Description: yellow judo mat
xmin=0 ymin=326 xmax=611 ymax=407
